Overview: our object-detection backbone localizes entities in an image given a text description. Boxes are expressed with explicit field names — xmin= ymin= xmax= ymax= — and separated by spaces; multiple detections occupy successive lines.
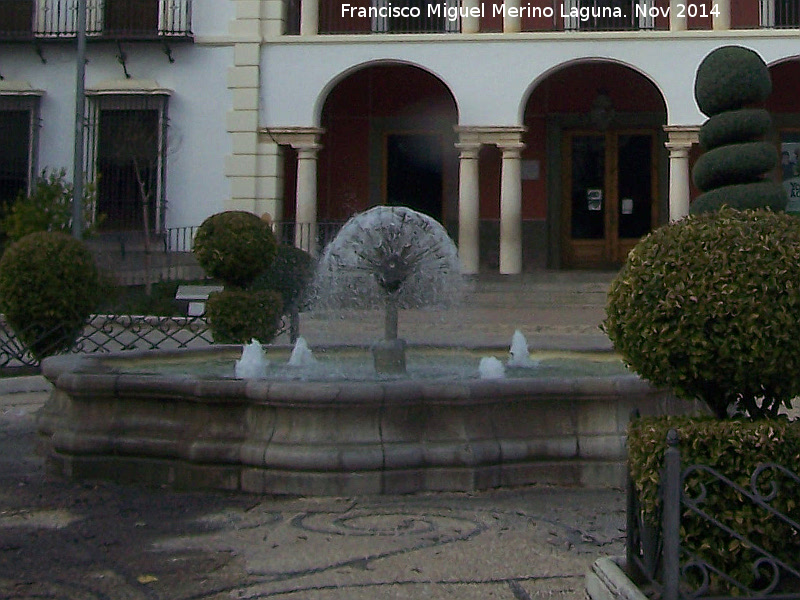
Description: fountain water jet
xmin=313 ymin=206 xmax=464 ymax=374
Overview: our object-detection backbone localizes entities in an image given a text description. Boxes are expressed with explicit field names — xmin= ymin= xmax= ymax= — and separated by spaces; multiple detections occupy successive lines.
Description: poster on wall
xmin=782 ymin=135 xmax=800 ymax=215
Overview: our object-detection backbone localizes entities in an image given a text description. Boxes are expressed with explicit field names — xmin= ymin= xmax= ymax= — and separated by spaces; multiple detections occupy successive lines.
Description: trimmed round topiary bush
xmin=0 ymin=232 xmax=101 ymax=360
xmin=603 ymin=208 xmax=800 ymax=420
xmin=205 ymin=289 xmax=283 ymax=344
xmin=691 ymin=46 xmax=786 ymax=215
xmin=251 ymin=245 xmax=315 ymax=313
xmin=193 ymin=211 xmax=277 ymax=288
xmin=694 ymin=46 xmax=772 ymax=118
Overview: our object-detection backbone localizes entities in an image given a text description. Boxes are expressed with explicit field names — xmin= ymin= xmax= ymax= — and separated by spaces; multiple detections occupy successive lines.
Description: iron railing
xmin=761 ymin=0 xmax=800 ymax=28
xmin=627 ymin=429 xmax=800 ymax=600
xmin=0 ymin=0 xmax=193 ymax=40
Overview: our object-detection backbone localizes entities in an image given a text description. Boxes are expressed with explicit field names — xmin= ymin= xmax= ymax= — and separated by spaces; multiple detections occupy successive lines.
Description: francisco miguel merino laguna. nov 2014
xmin=340 ymin=2 xmax=720 ymax=21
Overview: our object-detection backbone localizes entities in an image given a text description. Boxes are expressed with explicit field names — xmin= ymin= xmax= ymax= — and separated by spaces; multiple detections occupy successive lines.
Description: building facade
xmin=2 ymin=0 xmax=799 ymax=273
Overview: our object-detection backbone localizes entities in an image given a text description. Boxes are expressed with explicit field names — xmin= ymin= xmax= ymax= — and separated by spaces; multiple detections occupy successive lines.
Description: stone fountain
xmin=36 ymin=207 xmax=690 ymax=496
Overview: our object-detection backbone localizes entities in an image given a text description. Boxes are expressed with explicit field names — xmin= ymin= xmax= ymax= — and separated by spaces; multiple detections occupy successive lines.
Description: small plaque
xmin=621 ymin=198 xmax=634 ymax=215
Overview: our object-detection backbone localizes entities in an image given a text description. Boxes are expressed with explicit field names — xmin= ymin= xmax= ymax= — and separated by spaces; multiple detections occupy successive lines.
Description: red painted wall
xmin=731 ymin=0 xmax=759 ymax=28
xmin=767 ymin=61 xmax=800 ymax=114
xmin=315 ymin=65 xmax=457 ymax=222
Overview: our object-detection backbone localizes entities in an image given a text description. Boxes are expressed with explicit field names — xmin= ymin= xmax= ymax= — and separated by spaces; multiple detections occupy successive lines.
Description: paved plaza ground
xmin=0 ymin=272 xmax=626 ymax=600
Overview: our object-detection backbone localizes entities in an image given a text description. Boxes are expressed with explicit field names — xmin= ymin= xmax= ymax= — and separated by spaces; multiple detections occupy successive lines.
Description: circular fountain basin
xmin=38 ymin=345 xmax=690 ymax=495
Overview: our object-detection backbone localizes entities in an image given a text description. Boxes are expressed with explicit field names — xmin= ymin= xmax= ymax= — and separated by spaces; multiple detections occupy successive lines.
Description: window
xmin=85 ymin=94 xmax=169 ymax=232
xmin=0 ymin=0 xmax=34 ymax=38
xmin=31 ymin=0 xmax=191 ymax=38
xmin=0 ymin=96 xmax=39 ymax=211
xmin=761 ymin=0 xmax=800 ymax=27
xmin=562 ymin=0 xmax=654 ymax=31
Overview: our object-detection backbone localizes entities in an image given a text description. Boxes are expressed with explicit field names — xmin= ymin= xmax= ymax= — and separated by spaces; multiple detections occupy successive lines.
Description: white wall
xmin=0 ymin=41 xmax=233 ymax=229
xmin=261 ymin=33 xmax=800 ymax=129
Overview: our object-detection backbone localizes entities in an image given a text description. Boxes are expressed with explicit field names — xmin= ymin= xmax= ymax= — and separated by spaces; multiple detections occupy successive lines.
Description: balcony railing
xmin=0 ymin=0 xmax=193 ymax=41
xmin=287 ymin=0 xmax=800 ymax=34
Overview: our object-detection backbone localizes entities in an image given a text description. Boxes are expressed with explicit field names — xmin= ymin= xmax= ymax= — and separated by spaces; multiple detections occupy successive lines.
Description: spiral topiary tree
xmin=691 ymin=46 xmax=787 ymax=214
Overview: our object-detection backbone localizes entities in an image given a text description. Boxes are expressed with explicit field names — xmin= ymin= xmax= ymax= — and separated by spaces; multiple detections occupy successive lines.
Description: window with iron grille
xmin=24 ymin=0 xmax=192 ymax=39
xmin=0 ymin=96 xmax=39 ymax=213
xmin=761 ymin=0 xmax=800 ymax=27
xmin=84 ymin=94 xmax=168 ymax=233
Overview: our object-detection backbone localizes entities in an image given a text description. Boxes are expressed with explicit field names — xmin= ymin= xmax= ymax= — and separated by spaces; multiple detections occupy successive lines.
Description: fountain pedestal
xmin=372 ymin=339 xmax=407 ymax=375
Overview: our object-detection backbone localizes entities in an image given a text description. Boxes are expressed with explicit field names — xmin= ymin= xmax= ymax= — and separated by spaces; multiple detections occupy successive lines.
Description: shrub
xmin=628 ymin=416 xmax=800 ymax=595
xmin=193 ymin=211 xmax=277 ymax=288
xmin=205 ymin=289 xmax=283 ymax=344
xmin=603 ymin=209 xmax=800 ymax=420
xmin=691 ymin=46 xmax=786 ymax=215
xmin=251 ymin=245 xmax=315 ymax=313
xmin=2 ymin=168 xmax=99 ymax=242
xmin=0 ymin=232 xmax=101 ymax=359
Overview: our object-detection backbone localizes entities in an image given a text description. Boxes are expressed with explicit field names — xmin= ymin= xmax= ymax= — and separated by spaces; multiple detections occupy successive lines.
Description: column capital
xmin=663 ymin=125 xmax=699 ymax=150
xmin=455 ymin=125 xmax=527 ymax=148
xmin=262 ymin=126 xmax=325 ymax=150
xmin=497 ymin=142 xmax=526 ymax=156
xmin=455 ymin=141 xmax=481 ymax=158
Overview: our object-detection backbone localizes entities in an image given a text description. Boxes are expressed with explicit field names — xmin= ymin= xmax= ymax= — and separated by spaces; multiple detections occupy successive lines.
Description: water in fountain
xmin=313 ymin=206 xmax=465 ymax=374
xmin=288 ymin=336 xmax=317 ymax=367
xmin=235 ymin=339 xmax=268 ymax=379
xmin=507 ymin=330 xmax=539 ymax=368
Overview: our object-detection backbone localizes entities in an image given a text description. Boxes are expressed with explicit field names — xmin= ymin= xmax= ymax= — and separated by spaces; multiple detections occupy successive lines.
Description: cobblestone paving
xmin=0 ymin=389 xmax=625 ymax=600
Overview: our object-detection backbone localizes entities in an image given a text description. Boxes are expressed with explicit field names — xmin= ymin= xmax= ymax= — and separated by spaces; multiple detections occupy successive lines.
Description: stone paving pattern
xmin=1 ymin=272 xmax=625 ymax=599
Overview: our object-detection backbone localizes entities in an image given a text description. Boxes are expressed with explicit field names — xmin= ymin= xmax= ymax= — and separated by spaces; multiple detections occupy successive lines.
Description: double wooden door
xmin=561 ymin=130 xmax=658 ymax=268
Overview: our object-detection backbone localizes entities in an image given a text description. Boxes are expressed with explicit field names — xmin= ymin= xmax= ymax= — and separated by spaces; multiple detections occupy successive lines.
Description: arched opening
xmin=283 ymin=63 xmax=459 ymax=237
xmin=521 ymin=61 xmax=668 ymax=268
xmin=767 ymin=59 xmax=800 ymax=214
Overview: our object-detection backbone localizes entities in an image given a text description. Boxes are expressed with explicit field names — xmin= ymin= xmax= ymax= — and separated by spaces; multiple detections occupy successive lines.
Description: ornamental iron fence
xmin=627 ymin=428 xmax=800 ymax=600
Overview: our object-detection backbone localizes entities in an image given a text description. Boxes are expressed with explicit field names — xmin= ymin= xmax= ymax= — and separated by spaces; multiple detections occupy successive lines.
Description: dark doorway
xmin=385 ymin=133 xmax=443 ymax=220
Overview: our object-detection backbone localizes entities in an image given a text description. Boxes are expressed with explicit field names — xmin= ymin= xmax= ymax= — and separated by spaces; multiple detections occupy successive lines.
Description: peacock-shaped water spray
xmin=313 ymin=206 xmax=464 ymax=374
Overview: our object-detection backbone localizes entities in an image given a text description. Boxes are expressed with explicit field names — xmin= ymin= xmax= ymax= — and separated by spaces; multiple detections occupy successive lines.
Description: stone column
xmin=503 ymin=0 xmax=521 ymax=32
xmin=670 ymin=0 xmax=687 ymax=30
xmin=499 ymin=142 xmax=525 ymax=274
xmin=461 ymin=0 xmax=480 ymax=33
xmin=295 ymin=143 xmax=321 ymax=254
xmin=713 ymin=0 xmax=730 ymax=30
xmin=456 ymin=142 xmax=482 ymax=274
xmin=664 ymin=127 xmax=699 ymax=221
xmin=267 ymin=127 xmax=325 ymax=254
xmin=300 ymin=0 xmax=319 ymax=35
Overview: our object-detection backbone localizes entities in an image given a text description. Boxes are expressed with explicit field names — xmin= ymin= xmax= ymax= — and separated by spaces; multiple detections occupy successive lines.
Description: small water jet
xmin=479 ymin=356 xmax=506 ymax=380
xmin=507 ymin=330 xmax=538 ymax=368
xmin=234 ymin=339 xmax=268 ymax=379
xmin=288 ymin=336 xmax=317 ymax=367
xmin=313 ymin=206 xmax=464 ymax=375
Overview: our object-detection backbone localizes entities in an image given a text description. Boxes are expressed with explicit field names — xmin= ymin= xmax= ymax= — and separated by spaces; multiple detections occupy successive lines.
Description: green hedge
xmin=694 ymin=46 xmax=772 ymax=117
xmin=205 ymin=289 xmax=283 ymax=344
xmin=692 ymin=141 xmax=777 ymax=191
xmin=629 ymin=416 xmax=800 ymax=594
xmin=698 ymin=109 xmax=772 ymax=150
